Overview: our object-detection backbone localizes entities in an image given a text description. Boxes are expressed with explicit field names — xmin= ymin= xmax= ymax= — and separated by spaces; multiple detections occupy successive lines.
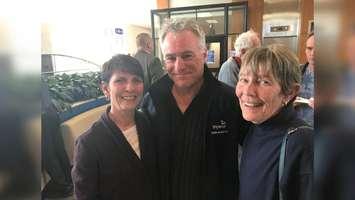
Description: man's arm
xmin=218 ymin=58 xmax=239 ymax=88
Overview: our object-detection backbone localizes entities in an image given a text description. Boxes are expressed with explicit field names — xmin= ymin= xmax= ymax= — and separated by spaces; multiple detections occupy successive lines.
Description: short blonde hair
xmin=241 ymin=44 xmax=301 ymax=95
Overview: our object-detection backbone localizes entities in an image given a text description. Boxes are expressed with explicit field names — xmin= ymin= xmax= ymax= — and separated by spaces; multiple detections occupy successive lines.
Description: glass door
xmin=206 ymin=35 xmax=227 ymax=76
xmin=151 ymin=2 xmax=248 ymax=72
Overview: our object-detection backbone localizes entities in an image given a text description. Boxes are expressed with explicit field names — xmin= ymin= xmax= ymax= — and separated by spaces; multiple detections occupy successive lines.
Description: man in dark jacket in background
xmin=134 ymin=33 xmax=165 ymax=93
xmin=141 ymin=18 xmax=249 ymax=200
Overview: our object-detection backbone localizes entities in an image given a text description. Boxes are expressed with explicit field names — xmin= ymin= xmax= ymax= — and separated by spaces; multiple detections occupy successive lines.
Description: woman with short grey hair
xmin=241 ymin=44 xmax=301 ymax=95
xmin=236 ymin=44 xmax=313 ymax=200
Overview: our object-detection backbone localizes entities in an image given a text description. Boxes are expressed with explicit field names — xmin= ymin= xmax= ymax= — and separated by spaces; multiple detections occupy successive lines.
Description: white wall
xmin=126 ymin=25 xmax=152 ymax=55
xmin=42 ymin=23 xmax=151 ymax=65
xmin=40 ymin=0 xmax=156 ymax=65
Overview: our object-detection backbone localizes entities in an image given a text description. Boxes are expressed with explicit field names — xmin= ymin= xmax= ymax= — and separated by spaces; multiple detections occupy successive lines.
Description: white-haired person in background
xmin=218 ymin=29 xmax=261 ymax=88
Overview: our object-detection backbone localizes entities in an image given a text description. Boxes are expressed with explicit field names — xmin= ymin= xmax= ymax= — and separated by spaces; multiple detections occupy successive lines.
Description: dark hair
xmin=101 ymin=54 xmax=143 ymax=83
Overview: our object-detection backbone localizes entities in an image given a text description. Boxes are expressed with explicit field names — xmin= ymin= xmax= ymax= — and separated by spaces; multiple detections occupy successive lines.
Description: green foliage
xmin=43 ymin=72 xmax=103 ymax=113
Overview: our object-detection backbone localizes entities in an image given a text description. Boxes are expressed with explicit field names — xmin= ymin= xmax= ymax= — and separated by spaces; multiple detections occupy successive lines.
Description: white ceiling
xmin=131 ymin=0 xmax=235 ymax=27
xmin=41 ymin=0 xmax=158 ymax=28
xmin=41 ymin=0 xmax=243 ymax=28
xmin=170 ymin=0 xmax=233 ymax=8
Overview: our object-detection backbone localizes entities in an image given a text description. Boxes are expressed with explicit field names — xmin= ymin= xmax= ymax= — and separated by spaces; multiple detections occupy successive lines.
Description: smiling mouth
xmin=243 ymin=102 xmax=263 ymax=107
xmin=121 ymin=96 xmax=137 ymax=100
xmin=174 ymin=72 xmax=192 ymax=76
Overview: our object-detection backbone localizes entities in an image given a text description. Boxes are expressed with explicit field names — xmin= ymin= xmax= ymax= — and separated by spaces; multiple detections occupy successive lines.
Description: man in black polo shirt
xmin=141 ymin=18 xmax=249 ymax=200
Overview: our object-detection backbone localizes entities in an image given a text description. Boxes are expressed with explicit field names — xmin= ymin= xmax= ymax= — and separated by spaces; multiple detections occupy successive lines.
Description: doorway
xmin=206 ymin=35 xmax=227 ymax=77
xmin=151 ymin=2 xmax=248 ymax=74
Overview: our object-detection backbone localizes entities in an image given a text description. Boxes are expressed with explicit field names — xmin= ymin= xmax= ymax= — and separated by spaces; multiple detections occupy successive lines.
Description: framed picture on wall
xmin=308 ymin=20 xmax=314 ymax=34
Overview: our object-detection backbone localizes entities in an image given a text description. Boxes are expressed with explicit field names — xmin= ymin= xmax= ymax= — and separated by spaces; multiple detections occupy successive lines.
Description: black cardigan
xmin=71 ymin=107 xmax=159 ymax=200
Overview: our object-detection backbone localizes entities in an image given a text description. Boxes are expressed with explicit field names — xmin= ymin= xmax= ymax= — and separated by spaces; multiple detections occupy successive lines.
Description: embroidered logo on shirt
xmin=211 ymin=120 xmax=229 ymax=135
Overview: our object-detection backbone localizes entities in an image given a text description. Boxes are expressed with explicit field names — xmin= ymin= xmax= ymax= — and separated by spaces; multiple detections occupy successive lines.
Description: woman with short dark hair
xmin=72 ymin=54 xmax=158 ymax=200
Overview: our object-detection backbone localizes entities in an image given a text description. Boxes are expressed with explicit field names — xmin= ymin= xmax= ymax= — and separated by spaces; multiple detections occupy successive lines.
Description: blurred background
xmin=0 ymin=0 xmax=354 ymax=199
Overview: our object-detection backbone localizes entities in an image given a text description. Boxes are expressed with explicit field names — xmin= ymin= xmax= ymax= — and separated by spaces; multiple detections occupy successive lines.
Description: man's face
xmin=305 ymin=35 xmax=315 ymax=68
xmin=161 ymin=30 xmax=206 ymax=90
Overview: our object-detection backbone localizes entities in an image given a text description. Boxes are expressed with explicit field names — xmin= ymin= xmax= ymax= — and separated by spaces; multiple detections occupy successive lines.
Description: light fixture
xmin=206 ymin=19 xmax=218 ymax=24
xmin=198 ymin=12 xmax=212 ymax=17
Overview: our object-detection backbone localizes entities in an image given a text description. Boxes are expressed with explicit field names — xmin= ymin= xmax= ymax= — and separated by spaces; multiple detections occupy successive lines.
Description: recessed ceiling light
xmin=198 ymin=12 xmax=212 ymax=17
xmin=206 ymin=19 xmax=218 ymax=24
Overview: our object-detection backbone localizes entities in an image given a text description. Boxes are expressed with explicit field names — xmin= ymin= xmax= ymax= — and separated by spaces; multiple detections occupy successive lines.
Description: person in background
xmin=42 ymin=82 xmax=73 ymax=199
xmin=218 ymin=29 xmax=261 ymax=88
xmin=237 ymin=45 xmax=313 ymax=200
xmin=141 ymin=18 xmax=249 ymax=200
xmin=134 ymin=33 xmax=165 ymax=93
xmin=71 ymin=54 xmax=158 ymax=200
xmin=294 ymin=32 xmax=314 ymax=126
xmin=338 ymin=25 xmax=355 ymax=102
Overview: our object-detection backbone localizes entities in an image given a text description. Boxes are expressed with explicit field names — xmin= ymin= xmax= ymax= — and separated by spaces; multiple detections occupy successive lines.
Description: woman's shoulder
xmin=287 ymin=122 xmax=313 ymax=149
xmin=288 ymin=123 xmax=313 ymax=134
xmin=286 ymin=110 xmax=313 ymax=133
xmin=76 ymin=117 xmax=107 ymax=144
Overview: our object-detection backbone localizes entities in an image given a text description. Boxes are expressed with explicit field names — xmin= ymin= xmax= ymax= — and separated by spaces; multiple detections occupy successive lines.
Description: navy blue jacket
xmin=239 ymin=105 xmax=313 ymax=200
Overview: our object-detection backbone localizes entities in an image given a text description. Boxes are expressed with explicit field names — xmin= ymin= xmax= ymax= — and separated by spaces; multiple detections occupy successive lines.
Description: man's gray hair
xmin=234 ymin=29 xmax=261 ymax=56
xmin=160 ymin=18 xmax=206 ymax=49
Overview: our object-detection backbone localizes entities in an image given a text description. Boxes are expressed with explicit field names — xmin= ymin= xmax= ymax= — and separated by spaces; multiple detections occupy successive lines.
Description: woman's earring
xmin=105 ymin=96 xmax=110 ymax=101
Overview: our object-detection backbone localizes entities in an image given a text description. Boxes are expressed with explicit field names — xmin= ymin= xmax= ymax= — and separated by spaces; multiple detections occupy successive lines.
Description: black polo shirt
xmin=141 ymin=66 xmax=249 ymax=200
